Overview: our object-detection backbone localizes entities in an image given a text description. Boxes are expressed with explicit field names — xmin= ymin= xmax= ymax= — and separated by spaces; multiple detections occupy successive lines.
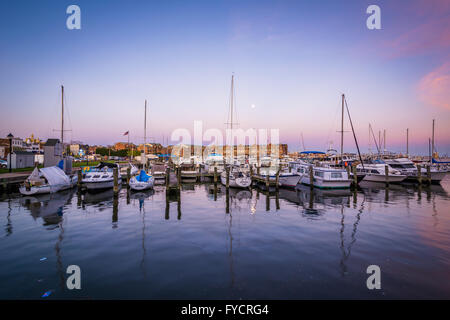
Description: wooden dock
xmin=0 ymin=172 xmax=32 ymax=192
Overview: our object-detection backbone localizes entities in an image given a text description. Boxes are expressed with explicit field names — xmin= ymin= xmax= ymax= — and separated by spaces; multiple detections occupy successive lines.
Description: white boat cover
xmin=28 ymin=167 xmax=42 ymax=183
xmin=40 ymin=166 xmax=71 ymax=192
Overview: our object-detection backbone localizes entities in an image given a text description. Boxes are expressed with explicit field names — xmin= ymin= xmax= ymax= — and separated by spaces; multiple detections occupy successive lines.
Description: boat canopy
xmin=136 ymin=170 xmax=152 ymax=182
xmin=432 ymin=158 xmax=450 ymax=164
xmin=40 ymin=166 xmax=71 ymax=187
xmin=300 ymin=151 xmax=326 ymax=154
xmin=98 ymin=162 xmax=118 ymax=169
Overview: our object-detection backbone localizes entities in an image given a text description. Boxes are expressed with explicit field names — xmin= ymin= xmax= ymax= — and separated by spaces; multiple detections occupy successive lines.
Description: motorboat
xmin=384 ymin=158 xmax=447 ymax=183
xmin=220 ymin=165 xmax=251 ymax=188
xmin=129 ymin=170 xmax=154 ymax=191
xmin=82 ymin=162 xmax=122 ymax=191
xmin=19 ymin=166 xmax=77 ymax=196
xmin=356 ymin=160 xmax=406 ymax=183
xmin=258 ymin=167 xmax=301 ymax=188
xmin=289 ymin=161 xmax=352 ymax=189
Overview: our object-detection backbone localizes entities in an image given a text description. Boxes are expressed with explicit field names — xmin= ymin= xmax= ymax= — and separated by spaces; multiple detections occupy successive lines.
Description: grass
xmin=0 ymin=165 xmax=43 ymax=174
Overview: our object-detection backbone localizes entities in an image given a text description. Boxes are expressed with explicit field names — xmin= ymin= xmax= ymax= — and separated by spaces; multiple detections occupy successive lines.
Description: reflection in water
xmin=2 ymin=177 xmax=450 ymax=299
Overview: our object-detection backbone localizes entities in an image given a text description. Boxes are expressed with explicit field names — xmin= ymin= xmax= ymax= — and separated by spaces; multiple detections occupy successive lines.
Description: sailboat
xmin=129 ymin=100 xmax=154 ymax=191
xmin=219 ymin=74 xmax=252 ymax=188
xmin=20 ymin=85 xmax=78 ymax=195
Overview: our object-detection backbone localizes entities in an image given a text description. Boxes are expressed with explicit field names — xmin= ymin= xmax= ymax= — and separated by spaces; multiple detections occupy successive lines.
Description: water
xmin=1 ymin=178 xmax=449 ymax=299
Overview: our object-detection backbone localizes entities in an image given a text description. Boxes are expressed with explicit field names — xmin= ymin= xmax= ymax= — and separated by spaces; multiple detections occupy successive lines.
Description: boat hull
xmin=19 ymin=185 xmax=52 ymax=195
xmin=362 ymin=174 xmax=406 ymax=183
xmin=84 ymin=179 xmax=122 ymax=190
xmin=220 ymin=175 xmax=251 ymax=188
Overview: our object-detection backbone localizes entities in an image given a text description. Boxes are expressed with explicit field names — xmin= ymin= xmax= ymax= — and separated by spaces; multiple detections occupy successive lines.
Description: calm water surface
xmin=1 ymin=178 xmax=449 ymax=299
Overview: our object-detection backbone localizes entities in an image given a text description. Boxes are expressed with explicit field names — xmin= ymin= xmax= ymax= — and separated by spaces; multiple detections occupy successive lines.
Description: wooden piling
xmin=352 ymin=165 xmax=357 ymax=186
xmin=265 ymin=172 xmax=270 ymax=189
xmin=113 ymin=167 xmax=119 ymax=195
xmin=417 ymin=164 xmax=422 ymax=184
xmin=214 ymin=167 xmax=218 ymax=184
xmin=226 ymin=166 xmax=230 ymax=189
xmin=275 ymin=169 xmax=280 ymax=191
xmin=309 ymin=165 xmax=314 ymax=188
xmin=426 ymin=165 xmax=431 ymax=185
xmin=165 ymin=167 xmax=170 ymax=188
xmin=77 ymin=169 xmax=82 ymax=188
xmin=126 ymin=167 xmax=131 ymax=187
xmin=384 ymin=165 xmax=389 ymax=186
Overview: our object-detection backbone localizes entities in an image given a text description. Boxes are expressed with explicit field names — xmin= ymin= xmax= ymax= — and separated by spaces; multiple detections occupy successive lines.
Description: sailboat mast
xmin=144 ymin=99 xmax=147 ymax=169
xmin=406 ymin=128 xmax=409 ymax=156
xmin=340 ymin=94 xmax=344 ymax=160
xmin=383 ymin=129 xmax=386 ymax=155
xmin=230 ymin=75 xmax=234 ymax=131
xmin=432 ymin=119 xmax=435 ymax=158
xmin=61 ymin=85 xmax=64 ymax=148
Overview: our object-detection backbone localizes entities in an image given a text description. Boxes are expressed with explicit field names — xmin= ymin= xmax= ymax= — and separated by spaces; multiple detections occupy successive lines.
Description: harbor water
xmin=0 ymin=178 xmax=449 ymax=299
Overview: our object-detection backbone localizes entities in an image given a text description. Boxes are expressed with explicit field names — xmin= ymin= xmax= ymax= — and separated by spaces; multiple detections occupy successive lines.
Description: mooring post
xmin=426 ymin=165 xmax=431 ymax=185
xmin=384 ymin=165 xmax=389 ymax=186
xmin=126 ymin=167 xmax=131 ymax=187
xmin=309 ymin=165 xmax=314 ymax=189
xmin=417 ymin=164 xmax=422 ymax=184
xmin=165 ymin=167 xmax=170 ymax=188
xmin=265 ymin=172 xmax=270 ymax=189
xmin=113 ymin=167 xmax=119 ymax=196
xmin=77 ymin=169 xmax=82 ymax=189
xmin=214 ymin=167 xmax=218 ymax=184
xmin=275 ymin=168 xmax=280 ymax=191
xmin=352 ymin=165 xmax=357 ymax=187
xmin=177 ymin=166 xmax=181 ymax=189
xmin=226 ymin=166 xmax=230 ymax=189
xmin=257 ymin=166 xmax=260 ymax=176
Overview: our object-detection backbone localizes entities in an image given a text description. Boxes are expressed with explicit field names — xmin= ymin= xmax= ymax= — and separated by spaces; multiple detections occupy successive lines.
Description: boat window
xmin=93 ymin=175 xmax=100 ymax=178
xmin=371 ymin=170 xmax=378 ymax=174
xmin=331 ymin=172 xmax=342 ymax=178
xmin=314 ymin=171 xmax=324 ymax=178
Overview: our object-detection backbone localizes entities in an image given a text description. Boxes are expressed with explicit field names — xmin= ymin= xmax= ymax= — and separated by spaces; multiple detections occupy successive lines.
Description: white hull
xmin=362 ymin=174 xmax=406 ymax=183
xmin=129 ymin=180 xmax=154 ymax=191
xmin=279 ymin=174 xmax=301 ymax=187
xmin=20 ymin=185 xmax=52 ymax=195
xmin=300 ymin=175 xmax=352 ymax=189
xmin=220 ymin=175 xmax=251 ymax=188
xmin=84 ymin=179 xmax=122 ymax=190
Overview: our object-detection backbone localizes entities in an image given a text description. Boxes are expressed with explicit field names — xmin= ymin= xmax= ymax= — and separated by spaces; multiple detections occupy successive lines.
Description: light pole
xmin=7 ymin=133 xmax=13 ymax=173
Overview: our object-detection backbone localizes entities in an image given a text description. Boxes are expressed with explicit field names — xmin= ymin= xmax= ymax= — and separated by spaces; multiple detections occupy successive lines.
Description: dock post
xmin=126 ymin=167 xmax=131 ymax=188
xmin=257 ymin=166 xmax=260 ymax=176
xmin=309 ymin=165 xmax=314 ymax=189
xmin=214 ymin=167 xmax=218 ymax=184
xmin=346 ymin=165 xmax=350 ymax=177
xmin=384 ymin=165 xmax=389 ymax=186
xmin=417 ymin=164 xmax=422 ymax=184
xmin=226 ymin=166 xmax=230 ymax=189
xmin=426 ymin=165 xmax=431 ymax=185
xmin=352 ymin=165 xmax=357 ymax=187
xmin=77 ymin=169 xmax=82 ymax=189
xmin=265 ymin=172 xmax=269 ymax=189
xmin=177 ymin=166 xmax=181 ymax=189
xmin=250 ymin=165 xmax=253 ymax=179
xmin=165 ymin=167 xmax=170 ymax=188
xmin=113 ymin=167 xmax=119 ymax=196
xmin=275 ymin=168 xmax=280 ymax=191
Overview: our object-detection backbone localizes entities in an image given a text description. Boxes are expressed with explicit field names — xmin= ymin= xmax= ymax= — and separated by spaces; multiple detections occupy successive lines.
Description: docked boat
xmin=220 ymin=165 xmax=252 ymax=188
xmin=258 ymin=168 xmax=301 ymax=188
xmin=384 ymin=158 xmax=446 ymax=183
xmin=129 ymin=170 xmax=154 ymax=191
xmin=82 ymin=162 xmax=122 ymax=191
xmin=180 ymin=163 xmax=198 ymax=181
xmin=289 ymin=161 xmax=352 ymax=189
xmin=19 ymin=166 xmax=77 ymax=196
xmin=204 ymin=153 xmax=225 ymax=174
xmin=356 ymin=160 xmax=406 ymax=183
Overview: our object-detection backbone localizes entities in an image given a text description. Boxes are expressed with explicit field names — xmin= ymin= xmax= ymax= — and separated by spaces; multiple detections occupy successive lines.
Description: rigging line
xmin=344 ymin=97 xmax=364 ymax=169
xmin=63 ymin=90 xmax=74 ymax=142
xmin=369 ymin=124 xmax=381 ymax=155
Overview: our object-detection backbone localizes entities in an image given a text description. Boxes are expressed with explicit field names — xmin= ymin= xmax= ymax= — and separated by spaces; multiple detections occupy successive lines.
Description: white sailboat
xmin=220 ymin=165 xmax=252 ymax=188
xmin=20 ymin=166 xmax=76 ymax=195
xmin=82 ymin=162 xmax=122 ymax=190
xmin=129 ymin=99 xmax=154 ymax=191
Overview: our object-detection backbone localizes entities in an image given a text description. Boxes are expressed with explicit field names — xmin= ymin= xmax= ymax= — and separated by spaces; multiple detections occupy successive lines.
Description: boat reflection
xmin=20 ymin=189 xmax=74 ymax=226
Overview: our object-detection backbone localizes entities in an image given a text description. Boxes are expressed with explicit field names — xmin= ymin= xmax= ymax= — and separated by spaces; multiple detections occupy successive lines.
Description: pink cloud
xmin=418 ymin=61 xmax=450 ymax=110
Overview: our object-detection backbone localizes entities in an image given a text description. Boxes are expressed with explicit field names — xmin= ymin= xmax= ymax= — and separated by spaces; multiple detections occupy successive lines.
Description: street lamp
xmin=7 ymin=133 xmax=13 ymax=173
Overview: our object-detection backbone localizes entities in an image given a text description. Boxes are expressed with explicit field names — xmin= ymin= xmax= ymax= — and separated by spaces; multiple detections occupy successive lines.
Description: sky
xmin=0 ymin=0 xmax=449 ymax=155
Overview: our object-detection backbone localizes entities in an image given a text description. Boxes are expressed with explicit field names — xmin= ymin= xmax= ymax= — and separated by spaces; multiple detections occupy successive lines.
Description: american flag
xmin=123 ymin=131 xmax=129 ymax=136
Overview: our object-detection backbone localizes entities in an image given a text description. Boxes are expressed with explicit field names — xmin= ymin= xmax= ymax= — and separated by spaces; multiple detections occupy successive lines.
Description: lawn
xmin=0 ymin=165 xmax=43 ymax=174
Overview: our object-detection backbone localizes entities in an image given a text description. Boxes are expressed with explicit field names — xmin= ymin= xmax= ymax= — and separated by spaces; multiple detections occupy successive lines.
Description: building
xmin=44 ymin=138 xmax=63 ymax=167
xmin=70 ymin=144 xmax=80 ymax=155
xmin=137 ymin=143 xmax=164 ymax=154
xmin=7 ymin=151 xmax=36 ymax=169
xmin=113 ymin=142 xmax=135 ymax=151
